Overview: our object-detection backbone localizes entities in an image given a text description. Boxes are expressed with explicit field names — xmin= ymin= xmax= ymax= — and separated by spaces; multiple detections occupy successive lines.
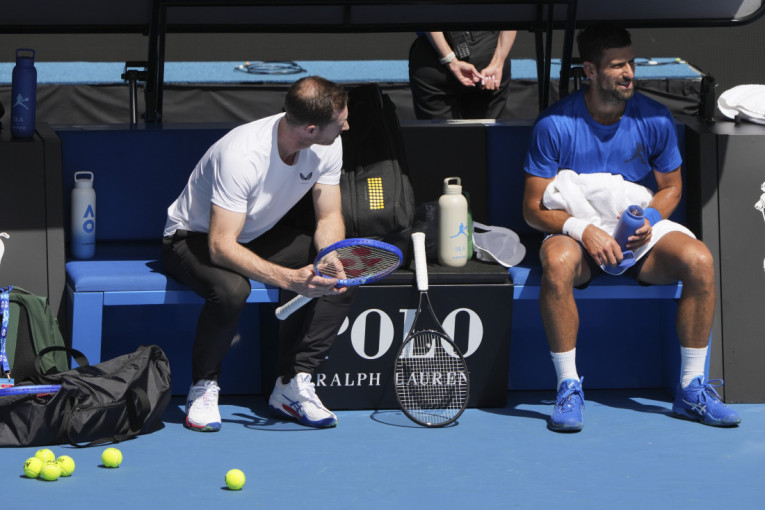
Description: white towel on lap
xmin=542 ymin=169 xmax=695 ymax=262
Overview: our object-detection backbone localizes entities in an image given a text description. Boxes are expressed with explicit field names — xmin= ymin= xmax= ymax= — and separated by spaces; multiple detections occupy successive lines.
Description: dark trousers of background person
xmin=162 ymin=225 xmax=356 ymax=385
xmin=408 ymin=31 xmax=512 ymax=120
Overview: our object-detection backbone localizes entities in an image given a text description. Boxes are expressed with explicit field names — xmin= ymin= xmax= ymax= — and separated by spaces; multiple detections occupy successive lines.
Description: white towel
xmin=0 ymin=233 xmax=8 ymax=266
xmin=718 ymin=84 xmax=765 ymax=125
xmin=542 ymin=170 xmax=695 ymax=262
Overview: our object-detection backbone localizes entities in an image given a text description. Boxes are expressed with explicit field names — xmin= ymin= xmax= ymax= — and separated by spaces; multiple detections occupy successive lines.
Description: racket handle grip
xmin=275 ymin=294 xmax=313 ymax=320
xmin=411 ymin=232 xmax=429 ymax=291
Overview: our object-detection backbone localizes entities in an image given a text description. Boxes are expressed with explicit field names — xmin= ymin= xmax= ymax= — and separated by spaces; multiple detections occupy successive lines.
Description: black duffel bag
xmin=0 ymin=344 xmax=172 ymax=447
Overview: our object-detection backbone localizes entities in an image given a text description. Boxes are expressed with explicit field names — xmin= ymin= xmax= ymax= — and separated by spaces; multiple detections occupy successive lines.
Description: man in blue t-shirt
xmin=522 ymin=22 xmax=740 ymax=432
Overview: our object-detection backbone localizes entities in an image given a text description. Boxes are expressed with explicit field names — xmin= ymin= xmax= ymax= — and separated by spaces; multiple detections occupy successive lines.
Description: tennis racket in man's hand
xmin=393 ymin=232 xmax=470 ymax=427
xmin=274 ymin=238 xmax=403 ymax=320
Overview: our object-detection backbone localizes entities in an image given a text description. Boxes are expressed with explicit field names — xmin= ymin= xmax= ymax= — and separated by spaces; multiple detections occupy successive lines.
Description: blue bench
xmin=57 ymin=124 xmax=280 ymax=374
xmin=482 ymin=121 xmax=706 ymax=392
xmin=66 ymin=253 xmax=278 ymax=365
xmin=56 ymin=119 xmax=702 ymax=396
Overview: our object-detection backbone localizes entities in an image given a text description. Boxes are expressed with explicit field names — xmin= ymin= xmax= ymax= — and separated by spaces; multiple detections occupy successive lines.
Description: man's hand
xmin=289 ymin=265 xmax=347 ymax=298
xmin=581 ymin=224 xmax=623 ymax=267
xmin=624 ymin=218 xmax=653 ymax=250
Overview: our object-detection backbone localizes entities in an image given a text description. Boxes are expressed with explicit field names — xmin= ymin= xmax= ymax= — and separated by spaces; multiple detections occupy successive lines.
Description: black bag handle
xmin=34 ymin=346 xmax=89 ymax=380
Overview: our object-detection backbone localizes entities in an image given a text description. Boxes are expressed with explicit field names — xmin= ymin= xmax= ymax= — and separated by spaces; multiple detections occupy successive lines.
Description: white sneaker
xmin=185 ymin=379 xmax=222 ymax=432
xmin=268 ymin=373 xmax=337 ymax=428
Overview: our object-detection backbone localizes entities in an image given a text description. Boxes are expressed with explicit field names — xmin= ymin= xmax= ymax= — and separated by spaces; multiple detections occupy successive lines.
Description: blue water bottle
xmin=603 ymin=205 xmax=644 ymax=275
xmin=71 ymin=171 xmax=97 ymax=259
xmin=10 ymin=48 xmax=37 ymax=138
xmin=613 ymin=205 xmax=645 ymax=251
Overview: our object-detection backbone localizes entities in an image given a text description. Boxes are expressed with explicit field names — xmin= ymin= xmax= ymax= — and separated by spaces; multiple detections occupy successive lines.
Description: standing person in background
xmin=409 ymin=30 xmax=517 ymax=120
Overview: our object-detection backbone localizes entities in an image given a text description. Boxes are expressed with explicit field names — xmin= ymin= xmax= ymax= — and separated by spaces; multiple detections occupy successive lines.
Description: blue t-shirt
xmin=523 ymin=89 xmax=682 ymax=185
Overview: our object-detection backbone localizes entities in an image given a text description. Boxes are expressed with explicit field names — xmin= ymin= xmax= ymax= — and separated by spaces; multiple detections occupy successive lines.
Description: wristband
xmin=562 ymin=217 xmax=590 ymax=242
xmin=439 ymin=51 xmax=456 ymax=65
xmin=644 ymin=207 xmax=662 ymax=226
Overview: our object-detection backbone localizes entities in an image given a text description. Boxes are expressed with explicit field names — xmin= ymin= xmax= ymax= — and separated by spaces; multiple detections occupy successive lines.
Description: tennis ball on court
xmin=34 ymin=448 xmax=56 ymax=463
xmin=40 ymin=462 xmax=61 ymax=481
xmin=101 ymin=447 xmax=123 ymax=468
xmin=56 ymin=455 xmax=76 ymax=476
xmin=225 ymin=468 xmax=246 ymax=490
xmin=23 ymin=457 xmax=44 ymax=478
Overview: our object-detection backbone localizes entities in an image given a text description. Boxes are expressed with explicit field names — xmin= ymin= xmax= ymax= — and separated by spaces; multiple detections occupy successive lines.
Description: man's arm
xmin=311 ymin=182 xmax=345 ymax=251
xmin=522 ymin=173 xmax=567 ymax=234
xmin=523 ymin=173 xmax=624 ymax=267
xmin=648 ymin=166 xmax=683 ymax=220
xmin=625 ymin=165 xmax=683 ymax=250
xmin=207 ymin=203 xmax=338 ymax=297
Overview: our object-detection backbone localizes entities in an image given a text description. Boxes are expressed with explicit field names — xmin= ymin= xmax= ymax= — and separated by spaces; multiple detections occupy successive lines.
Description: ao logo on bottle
xmin=337 ymin=307 xmax=484 ymax=360
xmin=80 ymin=205 xmax=95 ymax=233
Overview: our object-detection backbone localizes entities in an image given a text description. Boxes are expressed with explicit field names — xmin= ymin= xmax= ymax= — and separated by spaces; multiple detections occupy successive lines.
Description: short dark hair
xmin=284 ymin=76 xmax=347 ymax=127
xmin=577 ymin=22 xmax=632 ymax=68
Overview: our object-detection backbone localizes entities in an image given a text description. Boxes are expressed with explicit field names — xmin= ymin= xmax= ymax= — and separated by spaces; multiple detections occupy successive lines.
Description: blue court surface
xmin=3 ymin=389 xmax=763 ymax=509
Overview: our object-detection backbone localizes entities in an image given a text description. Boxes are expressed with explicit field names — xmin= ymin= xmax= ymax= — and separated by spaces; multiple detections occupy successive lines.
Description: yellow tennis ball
xmin=102 ymin=447 xmax=123 ymax=468
xmin=40 ymin=462 xmax=61 ymax=481
xmin=56 ymin=455 xmax=76 ymax=477
xmin=34 ymin=448 xmax=56 ymax=464
xmin=225 ymin=468 xmax=246 ymax=490
xmin=23 ymin=457 xmax=44 ymax=478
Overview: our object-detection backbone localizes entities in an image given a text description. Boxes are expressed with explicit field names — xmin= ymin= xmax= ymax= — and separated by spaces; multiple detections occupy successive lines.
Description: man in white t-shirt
xmin=162 ymin=76 xmax=351 ymax=432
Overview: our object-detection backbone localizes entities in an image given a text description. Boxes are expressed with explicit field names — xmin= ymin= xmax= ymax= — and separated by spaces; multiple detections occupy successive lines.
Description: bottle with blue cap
xmin=604 ymin=205 xmax=644 ymax=275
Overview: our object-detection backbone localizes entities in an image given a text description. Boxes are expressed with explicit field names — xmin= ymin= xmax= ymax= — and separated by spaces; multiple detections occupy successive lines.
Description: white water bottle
xmin=438 ymin=177 xmax=469 ymax=267
xmin=71 ymin=171 xmax=96 ymax=259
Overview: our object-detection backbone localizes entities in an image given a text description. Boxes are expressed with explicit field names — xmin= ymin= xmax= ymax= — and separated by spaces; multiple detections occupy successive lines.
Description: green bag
xmin=1 ymin=286 xmax=69 ymax=383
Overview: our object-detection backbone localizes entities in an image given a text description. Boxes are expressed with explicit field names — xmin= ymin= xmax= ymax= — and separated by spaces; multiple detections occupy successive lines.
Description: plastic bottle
xmin=438 ymin=177 xmax=469 ymax=267
xmin=71 ymin=171 xmax=97 ymax=259
xmin=10 ymin=49 xmax=37 ymax=138
xmin=613 ymin=205 xmax=645 ymax=251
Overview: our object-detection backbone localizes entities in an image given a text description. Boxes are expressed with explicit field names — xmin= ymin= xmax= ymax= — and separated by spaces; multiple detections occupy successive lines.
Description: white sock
xmin=680 ymin=346 xmax=708 ymax=388
xmin=551 ymin=349 xmax=579 ymax=389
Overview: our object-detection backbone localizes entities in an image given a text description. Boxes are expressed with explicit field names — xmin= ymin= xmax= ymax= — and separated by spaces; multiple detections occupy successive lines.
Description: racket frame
xmin=393 ymin=232 xmax=470 ymax=427
xmin=274 ymin=238 xmax=403 ymax=320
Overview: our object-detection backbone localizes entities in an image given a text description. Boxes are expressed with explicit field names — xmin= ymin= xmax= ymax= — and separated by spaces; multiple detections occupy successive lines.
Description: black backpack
xmin=340 ymin=83 xmax=416 ymax=242
xmin=0 ymin=286 xmax=69 ymax=383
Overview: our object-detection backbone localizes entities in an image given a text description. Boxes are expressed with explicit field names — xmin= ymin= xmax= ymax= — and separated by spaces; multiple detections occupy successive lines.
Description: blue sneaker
xmin=549 ymin=377 xmax=585 ymax=432
xmin=673 ymin=376 xmax=741 ymax=427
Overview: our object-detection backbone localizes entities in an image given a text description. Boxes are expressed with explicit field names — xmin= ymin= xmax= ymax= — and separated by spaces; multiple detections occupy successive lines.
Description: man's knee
xmin=540 ymin=236 xmax=583 ymax=284
xmin=209 ymin=275 xmax=252 ymax=310
xmin=681 ymin=241 xmax=715 ymax=286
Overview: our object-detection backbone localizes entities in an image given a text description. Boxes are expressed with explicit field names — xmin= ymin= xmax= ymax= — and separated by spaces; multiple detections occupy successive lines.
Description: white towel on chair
xmin=542 ymin=170 xmax=695 ymax=262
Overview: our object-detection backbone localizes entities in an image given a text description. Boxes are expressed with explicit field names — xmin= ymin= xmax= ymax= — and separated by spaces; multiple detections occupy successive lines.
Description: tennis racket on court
xmin=275 ymin=238 xmax=403 ymax=320
xmin=0 ymin=384 xmax=61 ymax=396
xmin=393 ymin=232 xmax=470 ymax=427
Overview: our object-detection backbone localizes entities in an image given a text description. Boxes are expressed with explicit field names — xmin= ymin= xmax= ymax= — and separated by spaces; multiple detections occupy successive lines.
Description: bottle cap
xmin=74 ymin=171 xmax=94 ymax=188
xmin=443 ymin=177 xmax=462 ymax=194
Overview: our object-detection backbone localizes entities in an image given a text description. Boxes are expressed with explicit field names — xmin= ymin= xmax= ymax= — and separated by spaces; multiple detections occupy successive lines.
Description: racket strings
xmin=316 ymin=245 xmax=401 ymax=282
xmin=394 ymin=331 xmax=469 ymax=426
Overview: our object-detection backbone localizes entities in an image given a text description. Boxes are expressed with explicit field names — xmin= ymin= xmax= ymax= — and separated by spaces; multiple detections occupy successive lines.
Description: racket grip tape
xmin=274 ymin=294 xmax=313 ymax=320
xmin=411 ymin=232 xmax=429 ymax=292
